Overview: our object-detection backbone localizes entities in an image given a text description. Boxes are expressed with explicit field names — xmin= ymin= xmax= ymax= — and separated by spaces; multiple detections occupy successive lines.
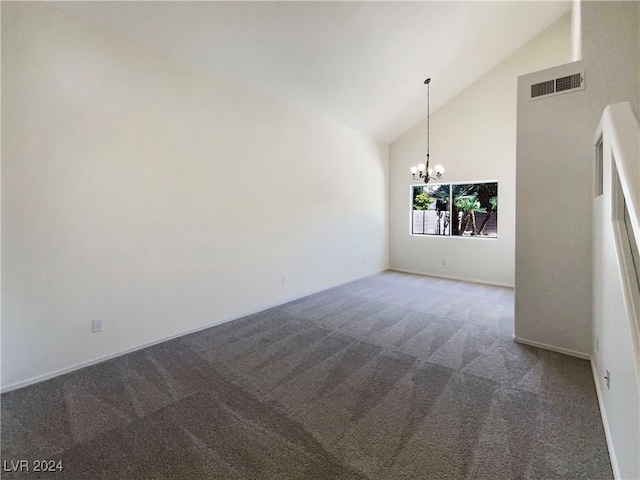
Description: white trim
xmin=591 ymin=358 xmax=621 ymax=480
xmin=410 ymin=179 xmax=499 ymax=187
xmin=409 ymin=234 xmax=498 ymax=241
xmin=389 ymin=267 xmax=514 ymax=289
xmin=512 ymin=335 xmax=590 ymax=360
xmin=409 ymin=180 xmax=500 ymax=238
xmin=0 ymin=270 xmax=384 ymax=393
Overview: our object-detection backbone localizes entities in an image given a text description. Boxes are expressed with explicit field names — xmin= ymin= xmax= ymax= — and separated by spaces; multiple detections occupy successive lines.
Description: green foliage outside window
xmin=413 ymin=191 xmax=435 ymax=210
xmin=412 ymin=181 xmax=498 ymax=237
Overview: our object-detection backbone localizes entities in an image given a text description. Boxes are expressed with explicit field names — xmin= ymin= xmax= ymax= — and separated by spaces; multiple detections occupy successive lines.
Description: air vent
xmin=529 ymin=71 xmax=584 ymax=100
xmin=556 ymin=73 xmax=581 ymax=92
xmin=531 ymin=80 xmax=554 ymax=98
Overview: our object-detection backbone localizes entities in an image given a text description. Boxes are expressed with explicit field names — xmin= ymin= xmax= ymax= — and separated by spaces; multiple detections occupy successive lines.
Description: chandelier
xmin=411 ymin=78 xmax=444 ymax=183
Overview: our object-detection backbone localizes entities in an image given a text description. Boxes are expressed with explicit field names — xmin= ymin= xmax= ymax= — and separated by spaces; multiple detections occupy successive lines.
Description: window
xmin=411 ymin=181 xmax=498 ymax=238
xmin=595 ymin=137 xmax=603 ymax=197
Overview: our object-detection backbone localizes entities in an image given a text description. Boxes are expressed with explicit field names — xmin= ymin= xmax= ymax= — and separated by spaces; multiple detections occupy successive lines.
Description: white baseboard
xmin=513 ymin=338 xmax=620 ymax=476
xmin=1 ymin=270 xmax=384 ymax=394
xmin=388 ymin=267 xmax=514 ymax=289
xmin=512 ymin=335 xmax=590 ymax=360
xmin=2 ymin=316 xmax=236 ymax=393
xmin=590 ymin=359 xmax=621 ymax=479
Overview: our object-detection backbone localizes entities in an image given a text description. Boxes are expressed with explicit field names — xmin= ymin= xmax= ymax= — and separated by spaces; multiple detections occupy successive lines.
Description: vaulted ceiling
xmin=53 ymin=1 xmax=571 ymax=144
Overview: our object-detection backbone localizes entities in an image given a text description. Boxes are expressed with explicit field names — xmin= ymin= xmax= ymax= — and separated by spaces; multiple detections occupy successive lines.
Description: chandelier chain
xmin=426 ymin=79 xmax=430 ymax=167
xmin=410 ymin=77 xmax=443 ymax=184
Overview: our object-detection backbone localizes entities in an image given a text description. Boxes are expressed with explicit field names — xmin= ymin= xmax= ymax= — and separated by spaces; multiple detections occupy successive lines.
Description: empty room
xmin=2 ymin=1 xmax=639 ymax=479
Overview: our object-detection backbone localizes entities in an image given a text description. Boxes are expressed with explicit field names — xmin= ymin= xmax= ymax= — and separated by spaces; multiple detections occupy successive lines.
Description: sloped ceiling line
xmin=53 ymin=1 xmax=571 ymax=144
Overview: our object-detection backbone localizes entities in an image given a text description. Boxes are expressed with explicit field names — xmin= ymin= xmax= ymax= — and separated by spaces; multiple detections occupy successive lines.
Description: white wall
xmin=515 ymin=60 xmax=593 ymax=357
xmin=516 ymin=2 xmax=639 ymax=476
xmin=593 ymin=103 xmax=640 ymax=480
xmin=389 ymin=15 xmax=571 ymax=287
xmin=515 ymin=2 xmax=639 ymax=354
xmin=1 ymin=3 xmax=389 ymax=390
xmin=589 ymin=5 xmax=640 ymax=480
xmin=582 ymin=2 xmax=640 ymax=122
xmin=571 ymin=0 xmax=582 ymax=62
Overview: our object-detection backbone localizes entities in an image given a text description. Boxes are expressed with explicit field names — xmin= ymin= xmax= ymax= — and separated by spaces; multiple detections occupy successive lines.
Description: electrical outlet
xmin=92 ymin=319 xmax=103 ymax=333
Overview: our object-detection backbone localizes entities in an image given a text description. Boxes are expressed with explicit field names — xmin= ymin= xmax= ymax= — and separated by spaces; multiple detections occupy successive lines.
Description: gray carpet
xmin=1 ymin=271 xmax=612 ymax=479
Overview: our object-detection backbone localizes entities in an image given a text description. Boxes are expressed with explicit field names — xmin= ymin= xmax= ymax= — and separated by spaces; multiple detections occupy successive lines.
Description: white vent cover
xmin=529 ymin=71 xmax=584 ymax=100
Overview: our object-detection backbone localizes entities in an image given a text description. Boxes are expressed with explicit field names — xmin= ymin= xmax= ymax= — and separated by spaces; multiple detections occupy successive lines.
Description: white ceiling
xmin=53 ymin=1 xmax=571 ymax=144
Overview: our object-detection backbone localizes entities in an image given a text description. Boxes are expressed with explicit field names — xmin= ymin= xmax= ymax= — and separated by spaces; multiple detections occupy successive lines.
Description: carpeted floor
xmin=1 ymin=271 xmax=612 ymax=479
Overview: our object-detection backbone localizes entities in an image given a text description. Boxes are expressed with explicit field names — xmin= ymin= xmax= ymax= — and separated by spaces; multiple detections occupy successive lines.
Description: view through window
xmin=411 ymin=182 xmax=498 ymax=237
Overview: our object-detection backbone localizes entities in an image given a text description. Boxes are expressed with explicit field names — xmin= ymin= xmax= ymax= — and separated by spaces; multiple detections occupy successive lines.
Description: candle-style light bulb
xmin=435 ymin=164 xmax=444 ymax=174
xmin=418 ymin=164 xmax=425 ymax=172
xmin=410 ymin=166 xmax=418 ymax=174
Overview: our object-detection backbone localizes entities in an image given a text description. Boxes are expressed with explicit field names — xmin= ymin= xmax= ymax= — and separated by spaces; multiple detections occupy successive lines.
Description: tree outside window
xmin=412 ymin=182 xmax=497 ymax=237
